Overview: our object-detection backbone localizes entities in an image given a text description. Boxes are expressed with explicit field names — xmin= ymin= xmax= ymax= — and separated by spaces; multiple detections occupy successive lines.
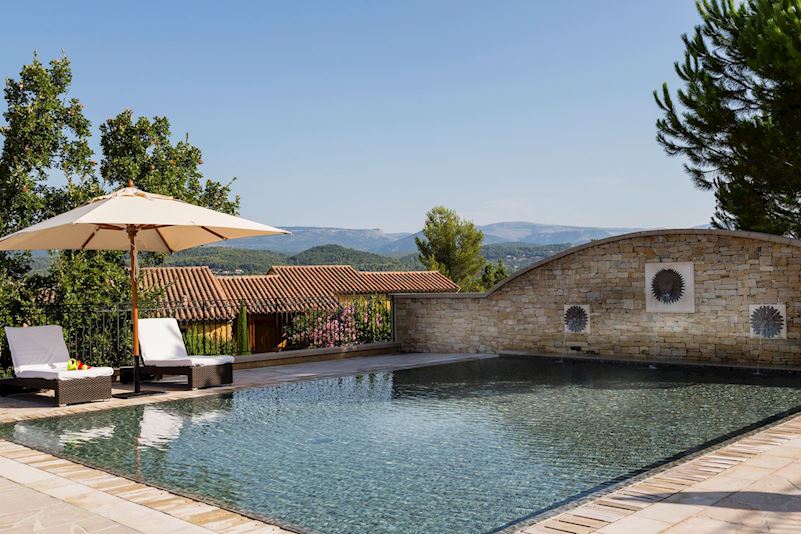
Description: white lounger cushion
xmin=142 ymin=356 xmax=234 ymax=367
xmin=138 ymin=318 xmax=233 ymax=367
xmin=15 ymin=366 xmax=113 ymax=380
xmin=4 ymin=325 xmax=113 ymax=380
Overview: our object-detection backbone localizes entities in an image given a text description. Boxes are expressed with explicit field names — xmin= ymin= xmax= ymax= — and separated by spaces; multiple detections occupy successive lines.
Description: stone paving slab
xmin=0 ymin=440 xmax=288 ymax=534
xmin=523 ymin=414 xmax=801 ymax=533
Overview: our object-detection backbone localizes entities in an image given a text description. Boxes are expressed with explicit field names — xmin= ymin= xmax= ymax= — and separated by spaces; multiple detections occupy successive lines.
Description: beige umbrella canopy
xmin=0 ymin=182 xmax=287 ymax=252
xmin=0 ymin=182 xmax=289 ymax=396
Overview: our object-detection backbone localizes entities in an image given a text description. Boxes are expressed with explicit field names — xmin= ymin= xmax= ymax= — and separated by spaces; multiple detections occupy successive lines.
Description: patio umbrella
xmin=0 ymin=181 xmax=288 ymax=396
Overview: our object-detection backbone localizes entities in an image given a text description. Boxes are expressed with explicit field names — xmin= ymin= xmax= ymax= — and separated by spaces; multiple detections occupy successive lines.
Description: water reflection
xmin=14 ymin=423 xmax=115 ymax=451
xmin=233 ymin=372 xmax=393 ymax=408
xmin=138 ymin=406 xmax=183 ymax=450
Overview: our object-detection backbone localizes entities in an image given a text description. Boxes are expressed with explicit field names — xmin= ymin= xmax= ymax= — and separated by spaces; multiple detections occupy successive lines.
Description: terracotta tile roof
xmin=141 ymin=265 xmax=459 ymax=321
xmin=217 ymin=275 xmax=337 ymax=313
xmin=265 ymin=265 xmax=459 ymax=295
xmin=140 ymin=266 xmax=234 ymax=321
xmin=266 ymin=265 xmax=367 ymax=296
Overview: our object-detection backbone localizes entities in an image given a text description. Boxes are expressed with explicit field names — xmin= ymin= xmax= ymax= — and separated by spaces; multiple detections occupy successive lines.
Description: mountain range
xmin=217 ymin=221 xmax=645 ymax=256
xmin=162 ymin=242 xmax=573 ymax=275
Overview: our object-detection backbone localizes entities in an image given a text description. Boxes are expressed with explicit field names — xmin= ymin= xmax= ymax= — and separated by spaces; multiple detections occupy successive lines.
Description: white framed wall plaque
xmin=645 ymin=262 xmax=695 ymax=313
xmin=749 ymin=304 xmax=787 ymax=340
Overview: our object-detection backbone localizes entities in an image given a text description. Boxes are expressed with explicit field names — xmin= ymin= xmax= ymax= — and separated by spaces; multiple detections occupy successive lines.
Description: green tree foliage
xmin=163 ymin=244 xmax=427 ymax=274
xmin=0 ymin=53 xmax=243 ymax=367
xmin=481 ymin=242 xmax=571 ymax=272
xmin=352 ymin=296 xmax=392 ymax=344
xmin=415 ymin=206 xmax=487 ymax=290
xmin=99 ymin=110 xmax=241 ymax=268
xmin=182 ymin=324 xmax=234 ymax=356
xmin=288 ymin=244 xmax=413 ymax=271
xmin=234 ymin=301 xmax=251 ymax=355
xmin=0 ymin=53 xmax=94 ymax=279
xmin=397 ymin=253 xmax=425 ymax=270
xmin=0 ymin=54 xmax=122 ymax=366
xmin=100 ymin=110 xmax=239 ymax=214
xmin=655 ymin=0 xmax=801 ymax=235
xmin=165 ymin=247 xmax=288 ymax=274
xmin=480 ymin=259 xmax=509 ymax=289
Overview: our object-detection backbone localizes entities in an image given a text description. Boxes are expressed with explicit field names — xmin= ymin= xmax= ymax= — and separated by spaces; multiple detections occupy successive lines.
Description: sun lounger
xmin=1 ymin=325 xmax=113 ymax=406
xmin=137 ymin=318 xmax=233 ymax=389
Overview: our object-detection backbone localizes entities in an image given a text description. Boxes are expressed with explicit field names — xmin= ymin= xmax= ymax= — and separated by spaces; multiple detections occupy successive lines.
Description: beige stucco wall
xmin=393 ymin=230 xmax=801 ymax=366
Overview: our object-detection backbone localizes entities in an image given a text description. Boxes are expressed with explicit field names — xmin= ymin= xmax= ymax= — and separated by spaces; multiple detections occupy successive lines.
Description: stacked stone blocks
xmin=394 ymin=230 xmax=801 ymax=366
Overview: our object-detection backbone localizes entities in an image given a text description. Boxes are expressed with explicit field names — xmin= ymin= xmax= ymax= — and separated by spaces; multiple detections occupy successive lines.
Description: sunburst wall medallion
xmin=645 ymin=262 xmax=695 ymax=313
xmin=651 ymin=268 xmax=684 ymax=304
xmin=749 ymin=304 xmax=786 ymax=339
xmin=564 ymin=304 xmax=590 ymax=334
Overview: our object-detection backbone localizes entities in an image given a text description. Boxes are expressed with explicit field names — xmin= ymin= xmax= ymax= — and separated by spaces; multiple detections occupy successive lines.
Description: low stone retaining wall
xmin=232 ymin=342 xmax=402 ymax=370
xmin=394 ymin=229 xmax=801 ymax=366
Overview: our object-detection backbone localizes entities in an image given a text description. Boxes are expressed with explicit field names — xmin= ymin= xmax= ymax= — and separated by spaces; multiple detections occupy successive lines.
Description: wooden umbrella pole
xmin=128 ymin=225 xmax=141 ymax=394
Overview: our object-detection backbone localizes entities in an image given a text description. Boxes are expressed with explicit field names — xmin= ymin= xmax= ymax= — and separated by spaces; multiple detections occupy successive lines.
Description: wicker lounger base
xmin=140 ymin=362 xmax=233 ymax=390
xmin=0 ymin=376 xmax=112 ymax=406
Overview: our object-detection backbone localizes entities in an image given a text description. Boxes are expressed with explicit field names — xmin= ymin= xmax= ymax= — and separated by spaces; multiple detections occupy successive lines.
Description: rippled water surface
xmin=3 ymin=358 xmax=801 ymax=534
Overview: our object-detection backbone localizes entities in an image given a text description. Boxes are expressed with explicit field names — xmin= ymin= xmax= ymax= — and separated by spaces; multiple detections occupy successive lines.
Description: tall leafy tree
xmin=100 ymin=110 xmax=239 ymax=214
xmin=98 ymin=111 xmax=241 ymax=267
xmin=0 ymin=53 xmax=103 ymax=366
xmin=655 ymin=0 xmax=801 ymax=236
xmin=416 ymin=206 xmax=486 ymax=290
xmin=480 ymin=259 xmax=509 ymax=289
xmin=0 ymin=54 xmax=244 ymax=367
xmin=0 ymin=53 xmax=94 ymax=278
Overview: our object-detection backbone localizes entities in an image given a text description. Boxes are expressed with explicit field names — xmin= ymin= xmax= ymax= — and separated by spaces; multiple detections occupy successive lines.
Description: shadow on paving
xmin=617 ymin=491 xmax=801 ymax=512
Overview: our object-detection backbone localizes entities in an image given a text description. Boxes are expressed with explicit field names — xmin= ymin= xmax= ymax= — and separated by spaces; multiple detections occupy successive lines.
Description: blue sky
xmin=0 ymin=1 xmax=710 ymax=233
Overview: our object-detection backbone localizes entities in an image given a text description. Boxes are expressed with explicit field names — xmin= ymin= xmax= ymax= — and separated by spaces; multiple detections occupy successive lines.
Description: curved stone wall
xmin=393 ymin=229 xmax=801 ymax=366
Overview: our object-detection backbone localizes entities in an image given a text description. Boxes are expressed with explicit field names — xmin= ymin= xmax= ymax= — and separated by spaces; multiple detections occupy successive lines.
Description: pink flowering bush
xmin=287 ymin=297 xmax=391 ymax=349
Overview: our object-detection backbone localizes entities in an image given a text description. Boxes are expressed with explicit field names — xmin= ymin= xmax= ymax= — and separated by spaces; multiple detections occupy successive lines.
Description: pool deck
xmin=3 ymin=352 xmax=801 ymax=533
xmin=0 ymin=440 xmax=292 ymax=534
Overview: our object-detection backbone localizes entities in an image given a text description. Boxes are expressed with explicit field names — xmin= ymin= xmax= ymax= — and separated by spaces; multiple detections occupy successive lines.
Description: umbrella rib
xmin=201 ymin=226 xmax=227 ymax=241
xmin=81 ymin=227 xmax=100 ymax=250
xmin=154 ymin=227 xmax=174 ymax=254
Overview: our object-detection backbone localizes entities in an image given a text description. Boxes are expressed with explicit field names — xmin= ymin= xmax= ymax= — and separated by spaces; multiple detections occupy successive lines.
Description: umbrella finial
xmin=127 ymin=179 xmax=134 ymax=188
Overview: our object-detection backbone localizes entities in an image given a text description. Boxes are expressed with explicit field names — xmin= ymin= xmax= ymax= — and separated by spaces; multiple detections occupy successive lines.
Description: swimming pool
xmin=3 ymin=357 xmax=801 ymax=534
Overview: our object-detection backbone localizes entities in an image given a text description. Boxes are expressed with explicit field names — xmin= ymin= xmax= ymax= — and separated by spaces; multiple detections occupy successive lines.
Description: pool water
xmin=3 ymin=357 xmax=801 ymax=534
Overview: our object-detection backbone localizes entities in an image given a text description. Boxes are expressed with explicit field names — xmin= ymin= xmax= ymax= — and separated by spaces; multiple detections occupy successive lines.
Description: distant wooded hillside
xmin=481 ymin=242 xmax=571 ymax=272
xmin=30 ymin=241 xmax=573 ymax=276
xmin=387 ymin=243 xmax=572 ymax=273
xmin=163 ymin=247 xmax=288 ymax=274
xmin=289 ymin=245 xmax=413 ymax=271
xmin=212 ymin=222 xmax=643 ymax=255
xmin=164 ymin=244 xmax=417 ymax=274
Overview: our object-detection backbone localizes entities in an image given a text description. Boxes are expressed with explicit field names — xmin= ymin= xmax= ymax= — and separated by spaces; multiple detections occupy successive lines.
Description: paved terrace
xmin=2 ymin=352 xmax=801 ymax=533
